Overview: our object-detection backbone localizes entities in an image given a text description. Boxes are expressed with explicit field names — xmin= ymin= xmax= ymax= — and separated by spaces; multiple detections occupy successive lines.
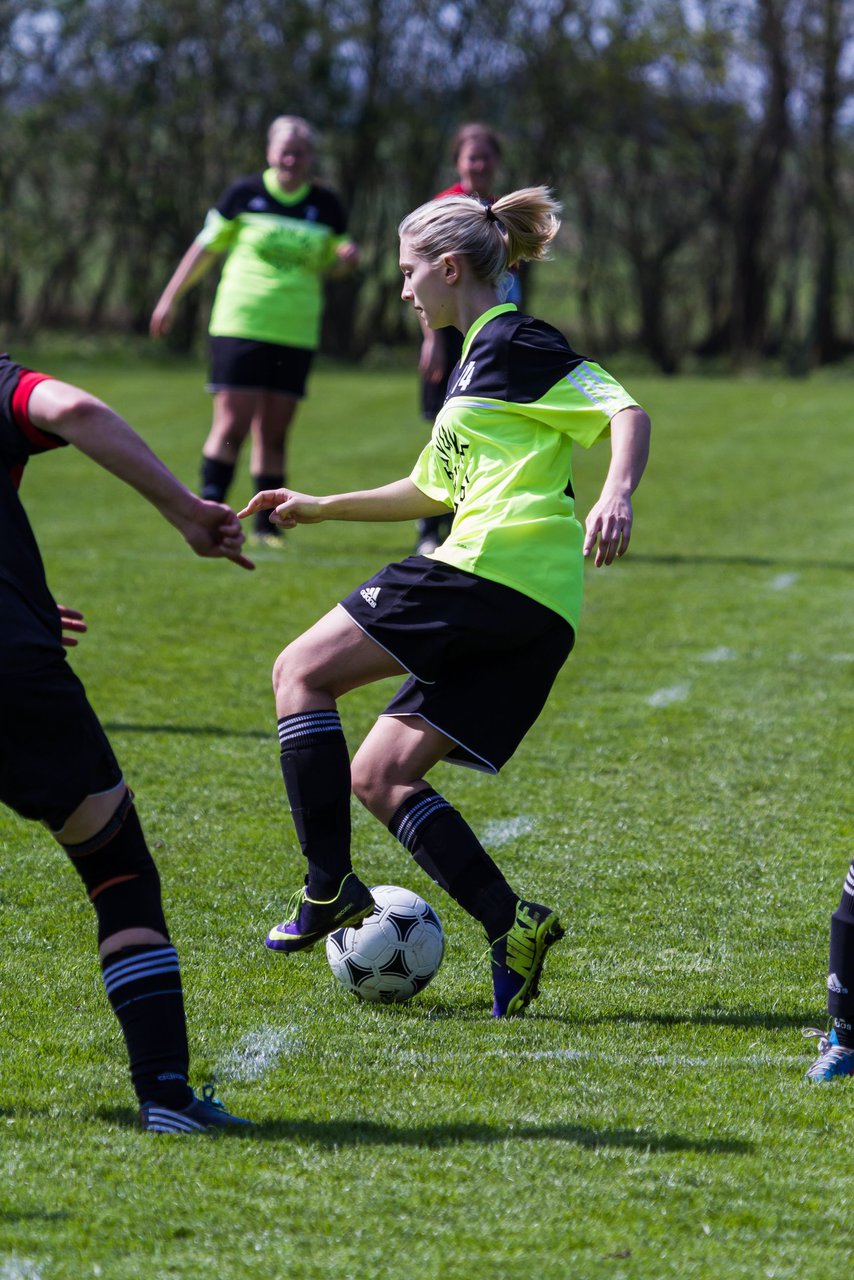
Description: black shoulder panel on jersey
xmin=214 ymin=176 xmax=347 ymax=233
xmin=215 ymin=173 xmax=268 ymax=219
xmin=0 ymin=353 xmax=25 ymax=470
xmin=444 ymin=312 xmax=586 ymax=406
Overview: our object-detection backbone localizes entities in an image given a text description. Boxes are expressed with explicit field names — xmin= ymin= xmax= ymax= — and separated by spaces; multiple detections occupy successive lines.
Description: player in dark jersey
xmin=150 ymin=115 xmax=360 ymax=544
xmin=0 ymin=354 xmax=253 ymax=1131
xmin=414 ymin=123 xmax=516 ymax=556
xmin=239 ymin=187 xmax=651 ymax=1018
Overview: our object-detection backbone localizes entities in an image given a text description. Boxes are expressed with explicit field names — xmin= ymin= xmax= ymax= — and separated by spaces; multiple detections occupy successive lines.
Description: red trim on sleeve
xmin=11 ymin=370 xmax=63 ymax=451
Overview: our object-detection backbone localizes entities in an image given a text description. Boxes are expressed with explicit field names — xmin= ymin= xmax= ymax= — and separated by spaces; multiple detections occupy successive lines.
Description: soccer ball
xmin=325 ymin=884 xmax=444 ymax=1003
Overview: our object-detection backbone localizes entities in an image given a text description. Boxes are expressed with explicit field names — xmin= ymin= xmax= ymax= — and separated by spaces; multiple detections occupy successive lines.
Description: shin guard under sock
xmin=252 ymin=472 xmax=284 ymax=534
xmin=278 ymin=711 xmax=352 ymax=897
xmin=200 ymin=456 xmax=236 ymax=503
xmin=101 ymin=944 xmax=192 ymax=1107
xmin=388 ymin=788 xmax=517 ymax=940
xmin=828 ymin=860 xmax=854 ymax=1047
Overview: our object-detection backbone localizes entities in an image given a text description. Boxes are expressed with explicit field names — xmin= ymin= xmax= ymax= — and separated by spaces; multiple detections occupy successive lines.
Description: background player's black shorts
xmin=339 ymin=557 xmax=574 ymax=773
xmin=207 ymin=336 xmax=315 ymax=398
xmin=0 ymin=583 xmax=121 ymax=828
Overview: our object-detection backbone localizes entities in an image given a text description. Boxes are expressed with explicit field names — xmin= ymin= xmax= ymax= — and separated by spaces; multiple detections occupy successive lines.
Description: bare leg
xmin=249 ymin=392 xmax=299 ymax=477
xmin=203 ymin=389 xmax=257 ymax=464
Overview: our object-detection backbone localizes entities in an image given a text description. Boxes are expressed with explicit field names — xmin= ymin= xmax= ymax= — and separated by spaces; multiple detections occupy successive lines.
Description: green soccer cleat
xmin=490 ymin=898 xmax=565 ymax=1017
xmin=265 ymin=873 xmax=375 ymax=954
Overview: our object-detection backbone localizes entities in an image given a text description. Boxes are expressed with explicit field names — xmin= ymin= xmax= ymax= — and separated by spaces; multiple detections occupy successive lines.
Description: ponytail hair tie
xmin=485 ymin=205 xmax=505 ymax=232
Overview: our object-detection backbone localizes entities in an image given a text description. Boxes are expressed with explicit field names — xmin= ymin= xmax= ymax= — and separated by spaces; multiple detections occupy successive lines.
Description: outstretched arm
xmin=26 ymin=379 xmax=253 ymax=570
xmin=583 ymin=405 xmax=651 ymax=567
xmin=150 ymin=241 xmax=217 ymax=338
xmin=239 ymin=478 xmax=451 ymax=530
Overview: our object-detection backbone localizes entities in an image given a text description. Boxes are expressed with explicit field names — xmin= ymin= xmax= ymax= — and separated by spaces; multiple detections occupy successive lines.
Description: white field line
xmin=0 ymin=1261 xmax=44 ymax=1280
xmin=481 ymin=815 xmax=536 ymax=848
xmin=646 ymin=683 xmax=691 ymax=708
xmin=216 ymin=1026 xmax=304 ymax=1082
xmin=699 ymin=646 xmax=737 ymax=663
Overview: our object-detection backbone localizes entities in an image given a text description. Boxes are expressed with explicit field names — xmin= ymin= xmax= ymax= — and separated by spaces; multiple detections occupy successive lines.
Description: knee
xmin=272 ymin=637 xmax=326 ymax=710
xmin=351 ymin=755 xmax=392 ymax=817
xmin=50 ymin=780 xmax=127 ymax=845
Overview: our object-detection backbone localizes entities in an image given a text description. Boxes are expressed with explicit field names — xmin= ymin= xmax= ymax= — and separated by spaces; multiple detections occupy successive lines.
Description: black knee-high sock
xmin=828 ymin=860 xmax=854 ymax=1047
xmin=253 ymin=472 xmax=284 ymax=534
xmin=101 ymin=944 xmax=192 ymax=1108
xmin=388 ymin=788 xmax=517 ymax=941
xmin=278 ymin=711 xmax=352 ymax=897
xmin=200 ymin=456 xmax=236 ymax=502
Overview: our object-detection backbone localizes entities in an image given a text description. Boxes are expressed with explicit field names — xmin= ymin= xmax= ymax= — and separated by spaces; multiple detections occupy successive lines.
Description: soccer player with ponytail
xmin=240 ymin=187 xmax=651 ymax=1017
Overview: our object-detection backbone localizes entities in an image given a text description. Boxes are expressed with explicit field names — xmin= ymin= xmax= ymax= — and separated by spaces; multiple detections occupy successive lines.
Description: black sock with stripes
xmin=252 ymin=472 xmax=284 ymax=535
xmin=278 ymin=710 xmax=352 ymax=898
xmin=101 ymin=944 xmax=192 ymax=1108
xmin=200 ymin=455 xmax=236 ymax=502
xmin=828 ymin=860 xmax=854 ymax=1048
xmin=388 ymin=788 xmax=517 ymax=941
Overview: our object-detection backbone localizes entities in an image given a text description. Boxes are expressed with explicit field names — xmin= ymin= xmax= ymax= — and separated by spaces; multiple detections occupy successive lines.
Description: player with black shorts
xmin=0 ymin=353 xmax=253 ymax=1130
xmin=150 ymin=115 xmax=359 ymax=543
xmin=239 ymin=187 xmax=651 ymax=1017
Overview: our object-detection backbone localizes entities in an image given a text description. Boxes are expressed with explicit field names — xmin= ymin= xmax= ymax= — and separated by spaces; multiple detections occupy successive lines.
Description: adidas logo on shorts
xmin=360 ymin=586 xmax=381 ymax=609
xmin=828 ymin=972 xmax=849 ymax=995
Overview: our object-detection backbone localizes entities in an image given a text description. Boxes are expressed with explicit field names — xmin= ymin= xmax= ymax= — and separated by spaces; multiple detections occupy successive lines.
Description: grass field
xmin=1 ymin=351 xmax=852 ymax=1279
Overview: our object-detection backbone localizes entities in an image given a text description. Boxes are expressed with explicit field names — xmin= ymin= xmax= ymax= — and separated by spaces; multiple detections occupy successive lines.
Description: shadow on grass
xmin=0 ymin=1208 xmax=72 ymax=1224
xmin=88 ymin=1110 xmax=751 ymax=1154
xmin=576 ymin=1009 xmax=825 ymax=1032
xmin=104 ymin=722 xmax=269 ymax=739
xmin=629 ymin=552 xmax=854 ymax=573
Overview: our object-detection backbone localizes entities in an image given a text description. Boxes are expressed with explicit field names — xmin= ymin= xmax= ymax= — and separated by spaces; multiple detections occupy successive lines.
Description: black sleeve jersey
xmin=214 ymin=175 xmax=348 ymax=236
xmin=0 ymin=354 xmax=66 ymax=628
xmin=444 ymin=312 xmax=585 ymax=406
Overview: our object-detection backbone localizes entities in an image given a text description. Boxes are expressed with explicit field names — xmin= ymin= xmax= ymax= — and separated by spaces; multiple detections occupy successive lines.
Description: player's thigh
xmin=274 ymin=606 xmax=407 ymax=705
xmin=351 ymin=715 xmax=454 ymax=811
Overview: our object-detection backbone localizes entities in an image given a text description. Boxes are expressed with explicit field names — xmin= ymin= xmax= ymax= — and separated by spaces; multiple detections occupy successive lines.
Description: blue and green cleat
xmin=803 ymin=1026 xmax=854 ymax=1082
xmin=265 ymin=872 xmax=374 ymax=954
xmin=490 ymin=898 xmax=565 ymax=1017
xmin=140 ymin=1084 xmax=251 ymax=1133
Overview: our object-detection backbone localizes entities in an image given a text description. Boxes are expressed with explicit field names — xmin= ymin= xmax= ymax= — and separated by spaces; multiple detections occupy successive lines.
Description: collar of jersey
xmin=461 ymin=303 xmax=517 ymax=362
xmin=263 ymin=169 xmax=311 ymax=206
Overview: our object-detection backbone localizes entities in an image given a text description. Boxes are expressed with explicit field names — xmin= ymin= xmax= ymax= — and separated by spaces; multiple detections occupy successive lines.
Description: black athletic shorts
xmin=0 ymin=582 xmax=121 ymax=827
xmin=207 ymin=336 xmax=314 ymax=398
xmin=339 ymin=557 xmax=574 ymax=774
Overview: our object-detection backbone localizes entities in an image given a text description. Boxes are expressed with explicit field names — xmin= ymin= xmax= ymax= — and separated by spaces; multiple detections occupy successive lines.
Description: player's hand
xmin=335 ymin=240 xmax=361 ymax=268
xmin=57 ymin=604 xmax=87 ymax=647
xmin=419 ymin=333 xmax=445 ymax=384
xmin=149 ymin=302 xmax=173 ymax=339
xmin=180 ymin=501 xmax=255 ymax=569
xmin=238 ymin=488 xmax=326 ymax=529
xmin=583 ymin=489 xmax=634 ymax=567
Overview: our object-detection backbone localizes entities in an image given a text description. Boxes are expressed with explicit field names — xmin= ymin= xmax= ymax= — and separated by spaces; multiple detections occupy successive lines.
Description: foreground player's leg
xmin=265 ymin=609 xmax=405 ymax=953
xmin=352 ymin=716 xmax=564 ymax=1016
xmin=56 ymin=784 xmax=250 ymax=1130
xmin=805 ymin=857 xmax=854 ymax=1082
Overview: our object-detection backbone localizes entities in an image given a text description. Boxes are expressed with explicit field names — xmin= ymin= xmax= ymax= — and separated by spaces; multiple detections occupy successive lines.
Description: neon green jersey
xmin=409 ymin=304 xmax=638 ymax=630
xmin=195 ymin=171 xmax=350 ymax=349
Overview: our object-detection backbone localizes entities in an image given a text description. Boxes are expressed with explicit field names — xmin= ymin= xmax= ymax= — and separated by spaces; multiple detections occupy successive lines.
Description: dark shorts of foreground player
xmin=0 ymin=582 xmax=121 ymax=827
xmin=339 ymin=556 xmax=574 ymax=774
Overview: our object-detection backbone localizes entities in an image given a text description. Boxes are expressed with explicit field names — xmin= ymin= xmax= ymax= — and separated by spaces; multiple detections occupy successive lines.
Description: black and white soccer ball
xmin=325 ymin=884 xmax=444 ymax=1003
